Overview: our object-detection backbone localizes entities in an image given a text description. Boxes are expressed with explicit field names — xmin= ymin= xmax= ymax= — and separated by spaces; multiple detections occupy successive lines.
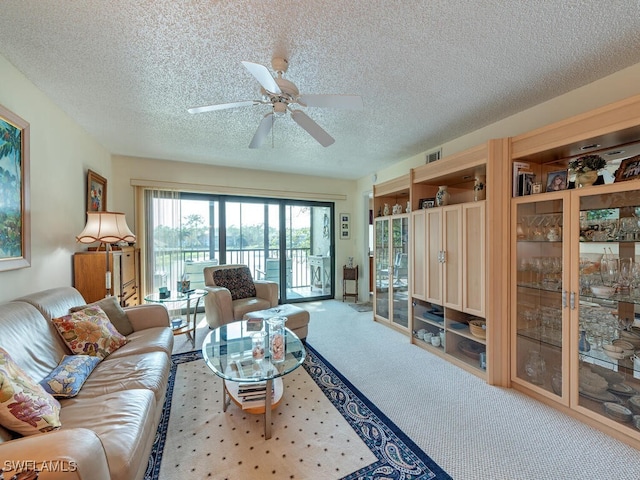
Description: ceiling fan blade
xmin=188 ymin=100 xmax=257 ymax=114
xmin=298 ymin=94 xmax=363 ymax=110
xmin=249 ymin=113 xmax=275 ymax=149
xmin=242 ymin=61 xmax=281 ymax=94
xmin=290 ymin=110 xmax=335 ymax=147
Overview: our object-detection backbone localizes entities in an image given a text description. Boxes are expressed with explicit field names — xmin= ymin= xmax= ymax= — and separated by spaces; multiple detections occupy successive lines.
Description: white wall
xmin=0 ymin=55 xmax=110 ymax=303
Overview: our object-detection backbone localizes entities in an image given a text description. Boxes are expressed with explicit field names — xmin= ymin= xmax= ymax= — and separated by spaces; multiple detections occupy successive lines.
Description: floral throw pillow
xmin=70 ymin=296 xmax=134 ymax=336
xmin=213 ymin=267 xmax=257 ymax=300
xmin=39 ymin=355 xmax=101 ymax=398
xmin=0 ymin=348 xmax=62 ymax=435
xmin=52 ymin=305 xmax=128 ymax=359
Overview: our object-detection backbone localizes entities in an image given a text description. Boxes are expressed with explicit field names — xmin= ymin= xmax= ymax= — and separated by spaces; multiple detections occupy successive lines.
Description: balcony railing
xmin=152 ymin=247 xmax=313 ymax=290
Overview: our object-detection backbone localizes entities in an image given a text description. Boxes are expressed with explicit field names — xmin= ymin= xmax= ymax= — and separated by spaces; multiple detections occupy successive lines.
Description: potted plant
xmin=568 ymin=154 xmax=607 ymax=187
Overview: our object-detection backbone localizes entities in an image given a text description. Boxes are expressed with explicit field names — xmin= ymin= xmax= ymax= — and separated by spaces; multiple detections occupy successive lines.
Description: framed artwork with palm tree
xmin=0 ymin=104 xmax=30 ymax=271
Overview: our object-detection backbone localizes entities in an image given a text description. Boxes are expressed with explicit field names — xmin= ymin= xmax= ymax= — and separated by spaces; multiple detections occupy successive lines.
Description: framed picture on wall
xmin=614 ymin=155 xmax=640 ymax=182
xmin=0 ymin=104 xmax=31 ymax=271
xmin=420 ymin=198 xmax=435 ymax=209
xmin=546 ymin=170 xmax=568 ymax=192
xmin=340 ymin=213 xmax=350 ymax=239
xmin=87 ymin=169 xmax=107 ymax=212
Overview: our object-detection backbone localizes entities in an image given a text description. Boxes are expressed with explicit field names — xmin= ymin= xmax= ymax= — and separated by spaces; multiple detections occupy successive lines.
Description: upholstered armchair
xmin=203 ymin=264 xmax=278 ymax=328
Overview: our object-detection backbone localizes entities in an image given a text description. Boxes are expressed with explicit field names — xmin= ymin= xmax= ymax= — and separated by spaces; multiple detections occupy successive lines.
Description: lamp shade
xmin=76 ymin=212 xmax=136 ymax=244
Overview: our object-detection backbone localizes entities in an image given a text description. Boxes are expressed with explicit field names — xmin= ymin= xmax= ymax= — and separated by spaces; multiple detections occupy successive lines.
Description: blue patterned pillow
xmin=40 ymin=355 xmax=101 ymax=398
xmin=213 ymin=267 xmax=257 ymax=300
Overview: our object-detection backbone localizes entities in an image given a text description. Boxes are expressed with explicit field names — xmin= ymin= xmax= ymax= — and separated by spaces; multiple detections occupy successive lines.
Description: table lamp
xmin=76 ymin=212 xmax=136 ymax=298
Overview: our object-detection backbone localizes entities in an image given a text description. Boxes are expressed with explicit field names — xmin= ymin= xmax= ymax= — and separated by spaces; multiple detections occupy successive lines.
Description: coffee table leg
xmin=264 ymin=378 xmax=272 ymax=439
xmin=222 ymin=380 xmax=229 ymax=412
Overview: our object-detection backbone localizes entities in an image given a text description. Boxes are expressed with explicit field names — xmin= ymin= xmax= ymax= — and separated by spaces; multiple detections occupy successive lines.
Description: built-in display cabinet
xmin=509 ymin=93 xmax=640 ymax=449
xmin=409 ymin=142 xmax=507 ymax=381
xmin=373 ymin=176 xmax=411 ymax=333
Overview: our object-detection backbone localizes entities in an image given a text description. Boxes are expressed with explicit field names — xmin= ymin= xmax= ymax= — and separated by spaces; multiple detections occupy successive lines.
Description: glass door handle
xmin=570 ymin=291 xmax=576 ymax=310
xmin=562 ymin=291 xmax=567 ymax=309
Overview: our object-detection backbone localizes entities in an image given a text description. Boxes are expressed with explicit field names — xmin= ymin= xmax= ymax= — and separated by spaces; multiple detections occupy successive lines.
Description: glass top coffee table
xmin=202 ymin=320 xmax=306 ymax=439
xmin=144 ymin=289 xmax=208 ymax=348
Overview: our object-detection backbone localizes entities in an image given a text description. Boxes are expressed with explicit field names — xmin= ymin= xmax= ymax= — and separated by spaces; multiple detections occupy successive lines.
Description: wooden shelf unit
xmin=508 ymin=93 xmax=640 ymax=451
xmin=73 ymin=246 xmax=141 ymax=307
xmin=410 ymin=141 xmax=509 ymax=385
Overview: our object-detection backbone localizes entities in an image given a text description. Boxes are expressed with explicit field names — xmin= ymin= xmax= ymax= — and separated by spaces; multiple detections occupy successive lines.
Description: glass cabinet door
xmin=391 ymin=216 xmax=409 ymax=329
xmin=575 ymin=188 xmax=640 ymax=421
xmin=375 ymin=218 xmax=390 ymax=320
xmin=513 ymin=196 xmax=568 ymax=401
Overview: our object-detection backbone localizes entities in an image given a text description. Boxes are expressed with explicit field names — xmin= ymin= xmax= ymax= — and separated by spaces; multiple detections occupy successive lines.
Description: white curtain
xmin=143 ymin=189 xmax=183 ymax=295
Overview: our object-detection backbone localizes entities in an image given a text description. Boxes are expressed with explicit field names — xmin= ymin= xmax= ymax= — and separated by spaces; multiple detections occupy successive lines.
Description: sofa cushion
xmin=232 ymin=297 xmax=273 ymax=320
xmin=40 ymin=355 xmax=101 ymax=398
xmin=59 ymin=389 xmax=156 ymax=480
xmin=213 ymin=266 xmax=257 ymax=300
xmin=70 ymin=296 xmax=134 ymax=336
xmin=107 ymin=327 xmax=174 ymax=359
xmin=0 ymin=348 xmax=61 ymax=435
xmin=52 ymin=306 xmax=128 ymax=359
xmin=63 ymin=351 xmax=170 ymax=406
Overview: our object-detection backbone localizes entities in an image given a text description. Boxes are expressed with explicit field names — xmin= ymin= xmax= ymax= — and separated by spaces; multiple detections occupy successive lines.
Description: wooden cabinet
xmin=73 ymin=246 xmax=141 ymax=307
xmin=508 ymin=93 xmax=640 ymax=450
xmin=409 ymin=142 xmax=505 ymax=381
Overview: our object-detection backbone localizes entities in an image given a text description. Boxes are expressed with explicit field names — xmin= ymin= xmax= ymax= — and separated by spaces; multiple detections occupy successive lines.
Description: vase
xmin=575 ymin=170 xmax=598 ymax=187
xmin=578 ymin=330 xmax=591 ymax=353
xmin=435 ymin=185 xmax=450 ymax=207
xmin=473 ymin=175 xmax=486 ymax=201
xmin=267 ymin=316 xmax=287 ymax=363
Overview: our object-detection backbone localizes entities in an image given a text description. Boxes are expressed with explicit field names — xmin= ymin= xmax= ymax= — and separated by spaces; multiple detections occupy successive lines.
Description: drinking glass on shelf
xmin=601 ymin=258 xmax=619 ymax=287
xmin=618 ymin=258 xmax=633 ymax=292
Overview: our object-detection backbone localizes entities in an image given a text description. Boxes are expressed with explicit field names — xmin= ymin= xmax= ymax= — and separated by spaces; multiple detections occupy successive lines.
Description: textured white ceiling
xmin=1 ymin=1 xmax=640 ymax=179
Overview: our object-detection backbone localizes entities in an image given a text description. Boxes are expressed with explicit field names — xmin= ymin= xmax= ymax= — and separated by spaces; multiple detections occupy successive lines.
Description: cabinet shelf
xmin=413 ymin=315 xmax=443 ymax=329
xmin=517 ymin=239 xmax=563 ymax=244
xmin=517 ymin=328 xmax=562 ymax=349
xmin=516 ymin=283 xmax=563 ymax=294
xmin=448 ymin=326 xmax=486 ymax=345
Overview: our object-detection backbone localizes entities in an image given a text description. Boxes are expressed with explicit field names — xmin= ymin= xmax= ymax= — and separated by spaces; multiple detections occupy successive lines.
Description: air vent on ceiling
xmin=426 ymin=148 xmax=442 ymax=164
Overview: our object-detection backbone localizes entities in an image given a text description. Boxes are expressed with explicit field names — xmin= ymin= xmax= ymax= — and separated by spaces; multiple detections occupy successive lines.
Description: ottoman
xmin=243 ymin=304 xmax=310 ymax=341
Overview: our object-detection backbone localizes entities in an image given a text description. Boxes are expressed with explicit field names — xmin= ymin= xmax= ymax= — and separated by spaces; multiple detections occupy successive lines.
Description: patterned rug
xmin=145 ymin=344 xmax=451 ymax=480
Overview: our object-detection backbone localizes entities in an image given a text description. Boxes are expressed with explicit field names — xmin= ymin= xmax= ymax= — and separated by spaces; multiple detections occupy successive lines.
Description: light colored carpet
xmin=174 ymin=300 xmax=640 ymax=480
xmin=155 ymin=355 xmax=375 ymax=479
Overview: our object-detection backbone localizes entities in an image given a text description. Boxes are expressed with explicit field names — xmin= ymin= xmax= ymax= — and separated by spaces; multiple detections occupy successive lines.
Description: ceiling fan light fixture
xmin=273 ymin=101 xmax=288 ymax=117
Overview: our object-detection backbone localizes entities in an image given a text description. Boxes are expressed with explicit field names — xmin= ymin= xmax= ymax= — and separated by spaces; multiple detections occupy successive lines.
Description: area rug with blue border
xmin=145 ymin=343 xmax=451 ymax=480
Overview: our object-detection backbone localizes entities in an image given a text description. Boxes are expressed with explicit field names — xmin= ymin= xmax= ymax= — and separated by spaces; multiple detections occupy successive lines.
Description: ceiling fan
xmin=188 ymin=57 xmax=363 ymax=148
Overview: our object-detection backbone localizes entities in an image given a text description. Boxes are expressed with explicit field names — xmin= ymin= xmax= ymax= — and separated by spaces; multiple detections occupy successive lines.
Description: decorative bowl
xmin=579 ymin=369 xmax=608 ymax=394
xmin=634 ymin=415 xmax=640 ymax=431
xmin=457 ymin=339 xmax=485 ymax=360
xmin=171 ymin=318 xmax=183 ymax=329
xmin=603 ymin=402 xmax=633 ymax=422
xmin=602 ymin=344 xmax=633 ymax=360
xmin=628 ymin=396 xmax=640 ymax=415
xmin=590 ymin=285 xmax=616 ymax=297
xmin=468 ymin=320 xmax=486 ymax=339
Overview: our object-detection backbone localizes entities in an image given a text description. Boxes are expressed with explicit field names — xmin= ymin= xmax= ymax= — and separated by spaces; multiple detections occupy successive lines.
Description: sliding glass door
xmin=144 ymin=190 xmax=334 ymax=303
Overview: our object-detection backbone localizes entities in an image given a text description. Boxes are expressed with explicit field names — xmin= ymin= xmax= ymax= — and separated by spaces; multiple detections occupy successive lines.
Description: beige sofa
xmin=203 ymin=264 xmax=278 ymax=328
xmin=0 ymin=287 xmax=173 ymax=480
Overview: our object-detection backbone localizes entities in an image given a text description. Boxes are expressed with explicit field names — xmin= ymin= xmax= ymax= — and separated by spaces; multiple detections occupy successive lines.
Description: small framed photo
xmin=614 ymin=155 xmax=640 ymax=182
xmin=546 ymin=170 xmax=568 ymax=192
xmin=87 ymin=169 xmax=107 ymax=212
xmin=340 ymin=213 xmax=350 ymax=239
xmin=420 ymin=198 xmax=435 ymax=209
